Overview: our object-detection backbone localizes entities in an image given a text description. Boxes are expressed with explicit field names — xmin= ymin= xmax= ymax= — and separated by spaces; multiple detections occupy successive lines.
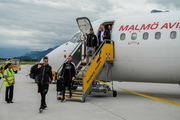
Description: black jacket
xmin=60 ymin=62 xmax=76 ymax=79
xmin=86 ymin=33 xmax=98 ymax=48
xmin=98 ymin=29 xmax=110 ymax=45
xmin=35 ymin=64 xmax=53 ymax=84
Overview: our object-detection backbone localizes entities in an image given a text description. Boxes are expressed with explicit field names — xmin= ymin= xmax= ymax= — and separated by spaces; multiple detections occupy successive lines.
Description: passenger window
xmin=131 ymin=33 xmax=137 ymax=40
xmin=155 ymin=32 xmax=161 ymax=40
xmin=143 ymin=32 xmax=149 ymax=40
xmin=120 ymin=33 xmax=126 ymax=40
xmin=170 ymin=31 xmax=177 ymax=39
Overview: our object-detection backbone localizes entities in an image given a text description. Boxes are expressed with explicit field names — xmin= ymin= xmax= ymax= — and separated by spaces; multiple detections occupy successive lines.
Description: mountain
xmin=151 ymin=10 xmax=169 ymax=13
xmin=0 ymin=48 xmax=31 ymax=58
xmin=14 ymin=46 xmax=59 ymax=60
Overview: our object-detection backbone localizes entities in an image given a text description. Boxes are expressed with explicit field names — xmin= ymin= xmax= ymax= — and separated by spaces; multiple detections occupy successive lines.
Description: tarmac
xmin=0 ymin=65 xmax=180 ymax=120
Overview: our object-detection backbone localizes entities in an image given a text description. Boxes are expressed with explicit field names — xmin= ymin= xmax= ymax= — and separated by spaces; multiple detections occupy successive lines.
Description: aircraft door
xmin=76 ymin=17 xmax=93 ymax=59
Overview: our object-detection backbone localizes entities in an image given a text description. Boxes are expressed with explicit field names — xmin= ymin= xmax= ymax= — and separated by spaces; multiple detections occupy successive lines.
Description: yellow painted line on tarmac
xmin=15 ymin=86 xmax=37 ymax=89
xmin=96 ymin=80 xmax=114 ymax=87
xmin=96 ymin=80 xmax=180 ymax=106
xmin=121 ymin=88 xmax=180 ymax=106
xmin=14 ymin=86 xmax=56 ymax=90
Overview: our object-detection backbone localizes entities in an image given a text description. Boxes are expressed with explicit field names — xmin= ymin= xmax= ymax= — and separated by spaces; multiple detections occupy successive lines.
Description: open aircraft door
xmin=76 ymin=17 xmax=93 ymax=58
xmin=76 ymin=17 xmax=93 ymax=40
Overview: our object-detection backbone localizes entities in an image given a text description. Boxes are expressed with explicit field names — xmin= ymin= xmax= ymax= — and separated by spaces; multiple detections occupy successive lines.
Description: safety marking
xmin=106 ymin=53 xmax=110 ymax=60
xmin=121 ymin=88 xmax=180 ymax=106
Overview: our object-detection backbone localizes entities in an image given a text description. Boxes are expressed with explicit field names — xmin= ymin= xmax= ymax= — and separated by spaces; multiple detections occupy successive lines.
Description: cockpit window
xmin=70 ymin=33 xmax=80 ymax=43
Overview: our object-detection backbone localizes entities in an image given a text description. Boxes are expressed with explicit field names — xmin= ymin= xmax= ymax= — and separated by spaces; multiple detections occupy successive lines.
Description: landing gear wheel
xmin=57 ymin=97 xmax=61 ymax=100
xmin=14 ymin=71 xmax=18 ymax=74
xmin=113 ymin=91 xmax=117 ymax=97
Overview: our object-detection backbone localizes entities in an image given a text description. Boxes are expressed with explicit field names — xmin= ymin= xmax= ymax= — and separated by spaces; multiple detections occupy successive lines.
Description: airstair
xmin=57 ymin=40 xmax=115 ymax=102
xmin=56 ymin=17 xmax=116 ymax=102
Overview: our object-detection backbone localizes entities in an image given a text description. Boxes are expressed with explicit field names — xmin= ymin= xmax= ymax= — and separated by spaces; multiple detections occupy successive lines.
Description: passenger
xmin=108 ymin=25 xmax=112 ymax=39
xmin=98 ymin=25 xmax=110 ymax=48
xmin=34 ymin=56 xmax=53 ymax=113
xmin=86 ymin=28 xmax=98 ymax=65
xmin=3 ymin=62 xmax=15 ymax=103
xmin=59 ymin=55 xmax=76 ymax=102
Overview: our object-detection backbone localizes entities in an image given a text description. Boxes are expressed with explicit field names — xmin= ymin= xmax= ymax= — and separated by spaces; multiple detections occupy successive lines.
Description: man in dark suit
xmin=97 ymin=25 xmax=110 ymax=49
xmin=108 ymin=25 xmax=112 ymax=39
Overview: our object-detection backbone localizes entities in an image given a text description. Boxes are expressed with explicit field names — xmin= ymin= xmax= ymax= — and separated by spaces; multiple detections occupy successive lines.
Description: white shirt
xmin=4 ymin=68 xmax=12 ymax=76
xmin=100 ymin=30 xmax=105 ymax=42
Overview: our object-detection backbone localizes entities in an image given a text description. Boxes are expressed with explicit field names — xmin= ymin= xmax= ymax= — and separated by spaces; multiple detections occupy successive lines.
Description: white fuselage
xmin=42 ymin=12 xmax=180 ymax=84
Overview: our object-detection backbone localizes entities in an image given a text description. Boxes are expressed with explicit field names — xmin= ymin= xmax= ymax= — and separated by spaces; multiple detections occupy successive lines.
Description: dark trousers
xmin=38 ymin=84 xmax=49 ymax=107
xmin=5 ymin=85 xmax=14 ymax=102
xmin=62 ymin=78 xmax=72 ymax=100
xmin=40 ymin=92 xmax=46 ymax=107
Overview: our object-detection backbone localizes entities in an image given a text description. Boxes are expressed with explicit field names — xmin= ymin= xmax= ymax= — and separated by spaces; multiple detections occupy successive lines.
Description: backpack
xmin=29 ymin=64 xmax=39 ymax=79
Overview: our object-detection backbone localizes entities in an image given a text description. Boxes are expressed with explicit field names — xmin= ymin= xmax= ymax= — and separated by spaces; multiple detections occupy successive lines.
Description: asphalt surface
xmin=0 ymin=65 xmax=180 ymax=120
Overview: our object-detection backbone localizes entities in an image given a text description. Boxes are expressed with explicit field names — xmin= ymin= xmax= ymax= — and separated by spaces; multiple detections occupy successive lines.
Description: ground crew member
xmin=4 ymin=62 xmax=15 ymax=103
xmin=59 ymin=55 xmax=76 ymax=102
xmin=5 ymin=58 xmax=12 ymax=65
xmin=34 ymin=56 xmax=53 ymax=113
xmin=0 ymin=64 xmax=3 ymax=80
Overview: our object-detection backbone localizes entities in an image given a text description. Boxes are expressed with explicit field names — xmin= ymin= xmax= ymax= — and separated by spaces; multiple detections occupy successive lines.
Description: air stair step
xmin=79 ymin=65 xmax=86 ymax=67
xmin=63 ymin=90 xmax=82 ymax=92
xmin=81 ymin=61 xmax=91 ymax=64
xmin=76 ymin=75 xmax=83 ymax=78
xmin=77 ymin=70 xmax=84 ymax=72
xmin=73 ymin=85 xmax=82 ymax=87
xmin=73 ymin=80 xmax=82 ymax=82
xmin=58 ymin=95 xmax=82 ymax=100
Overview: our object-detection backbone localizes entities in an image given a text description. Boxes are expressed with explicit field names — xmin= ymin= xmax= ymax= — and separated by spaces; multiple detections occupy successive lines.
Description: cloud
xmin=146 ymin=0 xmax=180 ymax=10
xmin=0 ymin=0 xmax=179 ymax=51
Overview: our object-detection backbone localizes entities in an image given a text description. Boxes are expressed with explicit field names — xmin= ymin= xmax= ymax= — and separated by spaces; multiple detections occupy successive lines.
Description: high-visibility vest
xmin=5 ymin=61 xmax=11 ymax=65
xmin=0 ymin=65 xmax=2 ymax=77
xmin=4 ymin=69 xmax=14 ymax=87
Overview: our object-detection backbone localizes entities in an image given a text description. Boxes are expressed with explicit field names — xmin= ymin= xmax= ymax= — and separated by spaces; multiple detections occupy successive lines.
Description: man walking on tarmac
xmin=34 ymin=56 xmax=53 ymax=113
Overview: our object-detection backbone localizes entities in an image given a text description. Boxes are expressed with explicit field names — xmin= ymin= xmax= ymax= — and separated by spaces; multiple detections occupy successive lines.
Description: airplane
xmin=39 ymin=11 xmax=180 ymax=101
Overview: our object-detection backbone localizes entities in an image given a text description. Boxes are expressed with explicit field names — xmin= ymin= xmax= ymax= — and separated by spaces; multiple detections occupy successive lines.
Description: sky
xmin=0 ymin=0 xmax=180 ymax=53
